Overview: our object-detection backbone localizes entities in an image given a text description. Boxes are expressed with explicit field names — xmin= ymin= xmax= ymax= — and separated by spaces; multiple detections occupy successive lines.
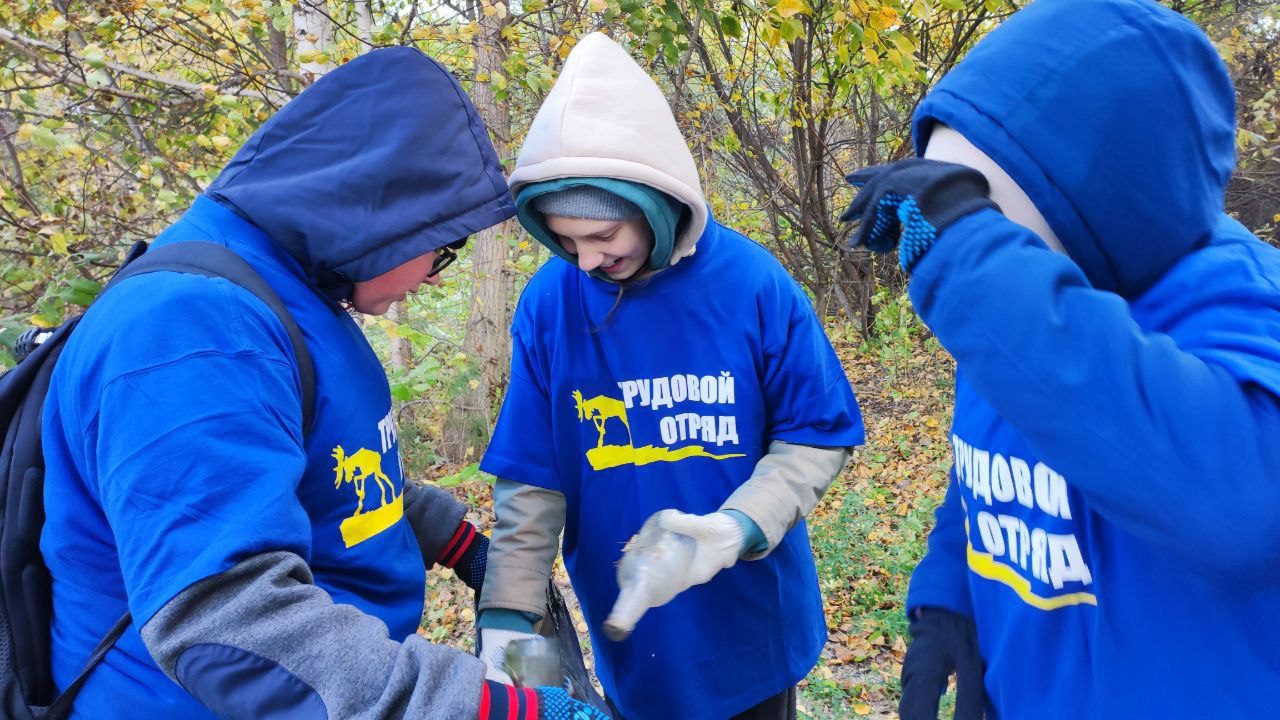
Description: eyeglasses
xmin=427 ymin=245 xmax=458 ymax=278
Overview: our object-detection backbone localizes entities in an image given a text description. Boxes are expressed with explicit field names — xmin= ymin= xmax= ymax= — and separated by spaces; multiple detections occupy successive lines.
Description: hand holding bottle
xmin=604 ymin=509 xmax=746 ymax=640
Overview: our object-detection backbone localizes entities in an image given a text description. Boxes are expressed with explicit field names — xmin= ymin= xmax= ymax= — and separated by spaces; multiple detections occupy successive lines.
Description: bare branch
xmin=0 ymin=27 xmax=275 ymax=101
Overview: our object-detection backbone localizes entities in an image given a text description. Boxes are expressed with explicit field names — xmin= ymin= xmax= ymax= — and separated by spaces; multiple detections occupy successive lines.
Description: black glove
xmin=481 ymin=680 xmax=611 ymax=720
xmin=841 ymin=158 xmax=997 ymax=272
xmin=438 ymin=520 xmax=489 ymax=592
xmin=899 ymin=607 xmax=986 ymax=720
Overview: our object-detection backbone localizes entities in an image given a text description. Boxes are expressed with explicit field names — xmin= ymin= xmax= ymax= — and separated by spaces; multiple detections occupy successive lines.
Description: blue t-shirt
xmin=481 ymin=220 xmax=864 ymax=719
xmin=41 ymin=198 xmax=427 ymax=718
xmin=902 ymin=2 xmax=1280 ymax=716
xmin=907 ymin=213 xmax=1280 ymax=719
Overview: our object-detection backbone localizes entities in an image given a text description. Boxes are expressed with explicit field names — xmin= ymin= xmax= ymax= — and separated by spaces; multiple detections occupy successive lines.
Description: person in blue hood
xmin=41 ymin=47 xmax=605 ymax=720
xmin=840 ymin=1 xmax=1280 ymax=718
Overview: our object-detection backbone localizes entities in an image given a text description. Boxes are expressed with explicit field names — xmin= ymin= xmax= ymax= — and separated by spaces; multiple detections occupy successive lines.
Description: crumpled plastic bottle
xmin=503 ymin=635 xmax=564 ymax=689
xmin=603 ymin=515 xmax=696 ymax=641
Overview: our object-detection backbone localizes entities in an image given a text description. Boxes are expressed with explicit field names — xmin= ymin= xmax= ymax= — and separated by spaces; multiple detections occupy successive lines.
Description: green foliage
xmin=860 ymin=290 xmax=927 ymax=366
xmin=5 ymin=0 xmax=1274 ymax=374
xmin=359 ymin=264 xmax=488 ymax=475
xmin=1210 ymin=5 xmax=1280 ymax=246
xmin=434 ymin=462 xmax=489 ymax=489
xmin=0 ymin=0 xmax=293 ymax=342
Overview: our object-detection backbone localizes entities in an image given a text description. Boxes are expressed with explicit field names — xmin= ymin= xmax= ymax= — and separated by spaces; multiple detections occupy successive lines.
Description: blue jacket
xmin=905 ymin=1 xmax=1280 ymax=717
xmin=42 ymin=47 xmax=514 ymax=717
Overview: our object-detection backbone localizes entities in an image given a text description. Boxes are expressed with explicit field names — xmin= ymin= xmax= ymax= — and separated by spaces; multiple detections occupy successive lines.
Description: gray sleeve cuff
xmin=720 ymin=441 xmax=852 ymax=560
xmin=402 ymin=481 xmax=469 ymax=566
xmin=140 ymin=551 xmax=485 ymax=719
xmin=477 ymin=479 xmax=565 ymax=617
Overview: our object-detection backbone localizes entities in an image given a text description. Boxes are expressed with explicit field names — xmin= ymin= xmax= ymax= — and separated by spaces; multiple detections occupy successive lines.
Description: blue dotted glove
xmin=841 ymin=158 xmax=997 ymax=272
xmin=481 ymin=680 xmax=611 ymax=720
xmin=536 ymin=686 xmax=611 ymax=720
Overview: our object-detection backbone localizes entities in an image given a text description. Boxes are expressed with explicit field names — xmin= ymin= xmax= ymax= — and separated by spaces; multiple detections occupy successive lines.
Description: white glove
xmin=652 ymin=509 xmax=745 ymax=597
xmin=478 ymin=627 xmax=539 ymax=685
xmin=603 ymin=509 xmax=749 ymax=640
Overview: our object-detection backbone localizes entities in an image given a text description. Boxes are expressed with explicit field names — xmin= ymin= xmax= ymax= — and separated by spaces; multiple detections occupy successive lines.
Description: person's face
xmin=545 ymin=215 xmax=654 ymax=280
xmin=351 ymin=249 xmax=445 ymax=315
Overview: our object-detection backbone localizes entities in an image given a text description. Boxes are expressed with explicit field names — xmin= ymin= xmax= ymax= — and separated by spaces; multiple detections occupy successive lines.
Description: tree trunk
xmin=440 ymin=0 xmax=515 ymax=464
xmin=387 ymin=302 xmax=411 ymax=371
xmin=354 ymin=0 xmax=373 ymax=46
xmin=268 ymin=25 xmax=295 ymax=95
xmin=293 ymin=0 xmax=335 ymax=82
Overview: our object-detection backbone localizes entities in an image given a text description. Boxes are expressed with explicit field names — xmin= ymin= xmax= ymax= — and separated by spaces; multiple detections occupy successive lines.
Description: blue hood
xmin=913 ymin=0 xmax=1236 ymax=298
xmin=208 ymin=47 xmax=515 ymax=301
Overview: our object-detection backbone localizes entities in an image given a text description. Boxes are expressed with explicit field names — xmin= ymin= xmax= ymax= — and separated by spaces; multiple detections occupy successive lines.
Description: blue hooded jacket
xmin=904 ymin=1 xmax=1280 ymax=716
xmin=206 ymin=47 xmax=514 ymax=300
xmin=42 ymin=47 xmax=513 ymax=717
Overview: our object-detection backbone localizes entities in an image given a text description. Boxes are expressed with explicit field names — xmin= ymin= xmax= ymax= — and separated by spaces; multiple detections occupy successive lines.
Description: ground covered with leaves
xmin=799 ymin=317 xmax=955 ymax=718
xmin=417 ymin=308 xmax=955 ymax=719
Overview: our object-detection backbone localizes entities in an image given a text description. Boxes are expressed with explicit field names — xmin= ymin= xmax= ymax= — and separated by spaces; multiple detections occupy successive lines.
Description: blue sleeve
xmin=92 ymin=282 xmax=311 ymax=625
xmin=761 ymin=276 xmax=865 ymax=447
xmin=479 ymin=323 xmax=561 ymax=491
xmin=905 ymin=468 xmax=973 ymax=618
xmin=909 ymin=209 xmax=1280 ymax=582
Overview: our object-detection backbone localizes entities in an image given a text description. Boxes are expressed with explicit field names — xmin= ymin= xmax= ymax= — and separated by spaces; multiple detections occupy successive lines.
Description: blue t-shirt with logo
xmin=906 ymin=215 xmax=1280 ymax=719
xmin=901 ymin=1 xmax=1280 ymax=716
xmin=481 ymin=220 xmax=864 ymax=719
xmin=41 ymin=198 xmax=426 ymax=718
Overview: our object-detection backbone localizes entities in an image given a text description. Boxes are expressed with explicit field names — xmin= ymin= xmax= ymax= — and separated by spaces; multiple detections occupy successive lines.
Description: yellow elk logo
xmin=332 ymin=445 xmax=392 ymax=515
xmin=572 ymin=390 xmax=632 ymax=448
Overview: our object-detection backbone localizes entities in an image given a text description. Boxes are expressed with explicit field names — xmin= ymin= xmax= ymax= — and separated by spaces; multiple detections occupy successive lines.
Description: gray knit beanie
xmin=531 ymin=184 xmax=644 ymax=220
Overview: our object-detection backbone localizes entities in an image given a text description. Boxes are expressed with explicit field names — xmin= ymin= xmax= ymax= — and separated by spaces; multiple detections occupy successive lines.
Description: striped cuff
xmin=481 ymin=680 xmax=540 ymax=720
xmin=440 ymin=520 xmax=478 ymax=568
xmin=439 ymin=521 xmax=488 ymax=591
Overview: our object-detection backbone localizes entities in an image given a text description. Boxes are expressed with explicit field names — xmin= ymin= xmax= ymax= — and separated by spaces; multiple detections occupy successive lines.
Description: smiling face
xmin=545 ymin=214 xmax=654 ymax=280
xmin=350 ymin=249 xmax=444 ymax=315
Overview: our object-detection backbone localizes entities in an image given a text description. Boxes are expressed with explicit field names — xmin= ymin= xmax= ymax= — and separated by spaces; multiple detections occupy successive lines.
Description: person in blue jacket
xmin=42 ymin=48 xmax=606 ymax=720
xmin=840 ymin=1 xmax=1280 ymax=718
xmin=475 ymin=34 xmax=865 ymax=720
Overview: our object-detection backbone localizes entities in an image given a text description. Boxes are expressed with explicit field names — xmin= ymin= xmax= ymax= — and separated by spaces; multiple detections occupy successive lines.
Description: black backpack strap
xmin=106 ymin=241 xmax=316 ymax=435
xmin=42 ymin=612 xmax=131 ymax=719
xmin=118 ymin=239 xmax=149 ymax=268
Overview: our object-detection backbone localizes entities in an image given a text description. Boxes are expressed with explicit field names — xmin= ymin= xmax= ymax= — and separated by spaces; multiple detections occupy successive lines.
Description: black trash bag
xmin=475 ymin=580 xmax=614 ymax=718
xmin=541 ymin=580 xmax=613 ymax=716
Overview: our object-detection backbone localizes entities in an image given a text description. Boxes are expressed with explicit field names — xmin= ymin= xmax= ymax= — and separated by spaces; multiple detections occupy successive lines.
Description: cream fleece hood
xmin=508 ymin=33 xmax=708 ymax=265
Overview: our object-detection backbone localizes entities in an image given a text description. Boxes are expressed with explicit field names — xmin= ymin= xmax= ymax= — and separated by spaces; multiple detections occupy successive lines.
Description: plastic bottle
xmin=503 ymin=635 xmax=564 ymax=689
xmin=603 ymin=519 xmax=696 ymax=641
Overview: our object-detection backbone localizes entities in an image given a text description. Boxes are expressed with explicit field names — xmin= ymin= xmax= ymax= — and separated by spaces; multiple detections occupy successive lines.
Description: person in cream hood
xmin=476 ymin=33 xmax=865 ymax=720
